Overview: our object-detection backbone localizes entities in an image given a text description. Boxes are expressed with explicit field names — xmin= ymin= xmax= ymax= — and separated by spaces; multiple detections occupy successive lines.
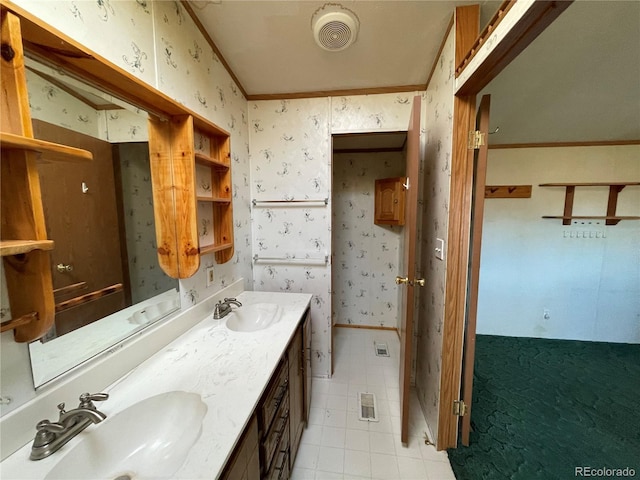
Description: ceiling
xmin=186 ymin=1 xmax=639 ymax=145
xmin=187 ymin=0 xmax=500 ymax=97
xmin=481 ymin=0 xmax=640 ymax=144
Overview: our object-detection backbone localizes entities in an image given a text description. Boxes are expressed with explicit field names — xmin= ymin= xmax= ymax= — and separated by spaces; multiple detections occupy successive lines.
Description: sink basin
xmin=225 ymin=303 xmax=282 ymax=332
xmin=44 ymin=391 xmax=207 ymax=480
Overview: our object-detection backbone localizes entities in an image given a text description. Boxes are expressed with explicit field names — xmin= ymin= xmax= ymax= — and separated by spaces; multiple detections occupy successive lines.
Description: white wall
xmin=248 ymin=94 xmax=418 ymax=377
xmin=1 ymin=0 xmax=251 ymax=415
xmin=478 ymin=145 xmax=640 ymax=343
xmin=332 ymin=151 xmax=405 ymax=328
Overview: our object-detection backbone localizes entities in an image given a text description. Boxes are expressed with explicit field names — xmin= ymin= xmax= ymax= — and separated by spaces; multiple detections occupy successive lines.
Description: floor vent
xmin=374 ymin=342 xmax=389 ymax=357
xmin=358 ymin=392 xmax=379 ymax=422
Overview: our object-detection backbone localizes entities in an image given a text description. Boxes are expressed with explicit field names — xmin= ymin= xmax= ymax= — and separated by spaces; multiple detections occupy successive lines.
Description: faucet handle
xmin=79 ymin=392 xmax=109 ymax=409
xmin=36 ymin=419 xmax=65 ymax=434
xmin=223 ymin=297 xmax=237 ymax=302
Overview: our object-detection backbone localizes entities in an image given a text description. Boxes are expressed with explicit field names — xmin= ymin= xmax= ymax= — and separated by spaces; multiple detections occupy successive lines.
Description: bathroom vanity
xmin=0 ymin=289 xmax=312 ymax=479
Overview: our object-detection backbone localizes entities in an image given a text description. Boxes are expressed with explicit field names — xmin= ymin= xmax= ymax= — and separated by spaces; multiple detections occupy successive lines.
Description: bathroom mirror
xmin=24 ymin=56 xmax=180 ymax=388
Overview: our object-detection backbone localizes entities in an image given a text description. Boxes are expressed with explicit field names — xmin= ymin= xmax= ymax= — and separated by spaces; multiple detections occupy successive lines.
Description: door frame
xmin=437 ymin=1 xmax=573 ymax=449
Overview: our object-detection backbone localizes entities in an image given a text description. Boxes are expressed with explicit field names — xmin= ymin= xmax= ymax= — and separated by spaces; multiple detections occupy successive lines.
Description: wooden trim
xmin=247 ymin=85 xmax=425 ymax=101
xmin=426 ymin=15 xmax=455 ymax=90
xmin=180 ymin=0 xmax=248 ymax=99
xmin=53 ymin=281 xmax=87 ymax=297
xmin=55 ymin=283 xmax=123 ymax=313
xmin=455 ymin=0 xmax=515 ymax=75
xmin=455 ymin=5 xmax=480 ymax=67
xmin=461 ymin=94 xmax=491 ymax=445
xmin=334 ymin=324 xmax=398 ymax=332
xmin=439 ymin=93 xmax=476 ymax=450
xmin=436 ymin=3 xmax=480 ymax=450
xmin=490 ymin=139 xmax=640 ymax=149
xmin=456 ymin=1 xmax=572 ymax=95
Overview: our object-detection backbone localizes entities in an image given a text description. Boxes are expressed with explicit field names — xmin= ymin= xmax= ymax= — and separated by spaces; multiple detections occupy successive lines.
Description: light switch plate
xmin=206 ymin=266 xmax=215 ymax=287
xmin=435 ymin=238 xmax=445 ymax=260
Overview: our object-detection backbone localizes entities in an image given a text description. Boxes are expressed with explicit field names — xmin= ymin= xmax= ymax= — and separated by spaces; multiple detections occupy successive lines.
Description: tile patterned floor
xmin=292 ymin=328 xmax=456 ymax=480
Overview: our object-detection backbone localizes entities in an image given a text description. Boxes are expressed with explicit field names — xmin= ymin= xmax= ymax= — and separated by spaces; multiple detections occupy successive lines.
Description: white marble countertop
xmin=1 ymin=290 xmax=312 ymax=480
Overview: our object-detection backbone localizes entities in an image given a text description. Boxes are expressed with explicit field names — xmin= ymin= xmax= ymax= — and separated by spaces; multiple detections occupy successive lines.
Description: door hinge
xmin=453 ymin=400 xmax=467 ymax=416
xmin=468 ymin=130 xmax=485 ymax=150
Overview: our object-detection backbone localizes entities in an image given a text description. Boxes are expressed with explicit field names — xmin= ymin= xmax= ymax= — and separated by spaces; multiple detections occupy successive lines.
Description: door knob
xmin=414 ymin=278 xmax=425 ymax=287
xmin=56 ymin=263 xmax=73 ymax=273
xmin=395 ymin=276 xmax=409 ymax=285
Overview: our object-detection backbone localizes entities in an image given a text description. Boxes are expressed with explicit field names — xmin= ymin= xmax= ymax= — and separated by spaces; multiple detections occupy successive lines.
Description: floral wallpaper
xmin=332 ymin=151 xmax=405 ymax=328
xmin=415 ymin=29 xmax=456 ymax=443
xmin=14 ymin=0 xmax=253 ymax=310
xmin=2 ymin=0 xmax=253 ymax=414
xmin=249 ymin=94 xmax=417 ymax=378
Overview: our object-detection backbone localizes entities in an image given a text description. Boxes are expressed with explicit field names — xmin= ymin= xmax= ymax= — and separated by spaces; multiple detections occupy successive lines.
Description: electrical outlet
xmin=206 ymin=266 xmax=215 ymax=287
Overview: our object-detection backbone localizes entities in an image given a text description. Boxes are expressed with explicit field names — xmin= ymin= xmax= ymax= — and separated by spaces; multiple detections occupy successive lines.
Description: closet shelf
xmin=1 ymin=131 xmax=93 ymax=163
xmin=0 ymin=239 xmax=54 ymax=256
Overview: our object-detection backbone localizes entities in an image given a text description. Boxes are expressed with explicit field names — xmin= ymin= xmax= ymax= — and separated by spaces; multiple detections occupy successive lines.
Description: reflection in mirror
xmin=24 ymin=56 xmax=179 ymax=388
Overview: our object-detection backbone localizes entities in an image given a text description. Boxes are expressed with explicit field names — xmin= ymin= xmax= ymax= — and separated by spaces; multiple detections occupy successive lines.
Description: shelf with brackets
xmin=540 ymin=182 xmax=640 ymax=225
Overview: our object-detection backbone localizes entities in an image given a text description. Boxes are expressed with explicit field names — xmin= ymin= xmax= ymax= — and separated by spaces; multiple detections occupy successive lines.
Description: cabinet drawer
xmin=262 ymin=395 xmax=289 ymax=474
xmin=259 ymin=359 xmax=289 ymax=435
xmin=265 ymin=418 xmax=290 ymax=480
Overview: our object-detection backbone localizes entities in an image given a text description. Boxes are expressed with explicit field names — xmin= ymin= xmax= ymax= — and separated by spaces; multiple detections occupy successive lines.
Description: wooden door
xmin=398 ymin=95 xmax=422 ymax=444
xmin=460 ymin=94 xmax=491 ymax=446
xmin=34 ymin=120 xmax=126 ymax=335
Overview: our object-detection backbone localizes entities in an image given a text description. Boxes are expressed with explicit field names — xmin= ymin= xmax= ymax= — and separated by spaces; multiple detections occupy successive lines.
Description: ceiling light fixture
xmin=311 ymin=3 xmax=360 ymax=52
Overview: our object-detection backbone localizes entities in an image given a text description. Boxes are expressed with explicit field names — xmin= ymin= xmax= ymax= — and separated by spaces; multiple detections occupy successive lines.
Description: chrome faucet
xmin=30 ymin=393 xmax=109 ymax=460
xmin=213 ymin=297 xmax=242 ymax=319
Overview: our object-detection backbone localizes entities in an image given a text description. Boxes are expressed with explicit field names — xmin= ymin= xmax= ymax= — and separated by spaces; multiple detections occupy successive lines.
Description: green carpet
xmin=448 ymin=335 xmax=640 ymax=480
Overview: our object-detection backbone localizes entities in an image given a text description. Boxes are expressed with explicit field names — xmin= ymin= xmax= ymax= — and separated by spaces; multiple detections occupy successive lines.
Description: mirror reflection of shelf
xmin=540 ymin=182 xmax=640 ymax=225
xmin=0 ymin=132 xmax=93 ymax=163
xmin=0 ymin=239 xmax=54 ymax=257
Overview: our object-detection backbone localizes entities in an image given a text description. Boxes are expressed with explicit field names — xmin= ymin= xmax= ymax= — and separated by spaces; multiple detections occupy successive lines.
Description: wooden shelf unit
xmin=195 ymin=129 xmax=234 ymax=264
xmin=149 ymin=115 xmax=234 ymax=279
xmin=1 ymin=10 xmax=94 ymax=342
xmin=540 ymin=182 xmax=640 ymax=225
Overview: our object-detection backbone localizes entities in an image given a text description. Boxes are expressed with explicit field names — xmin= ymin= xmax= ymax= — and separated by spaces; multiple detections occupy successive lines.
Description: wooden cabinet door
xmin=374 ymin=177 xmax=405 ymax=225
